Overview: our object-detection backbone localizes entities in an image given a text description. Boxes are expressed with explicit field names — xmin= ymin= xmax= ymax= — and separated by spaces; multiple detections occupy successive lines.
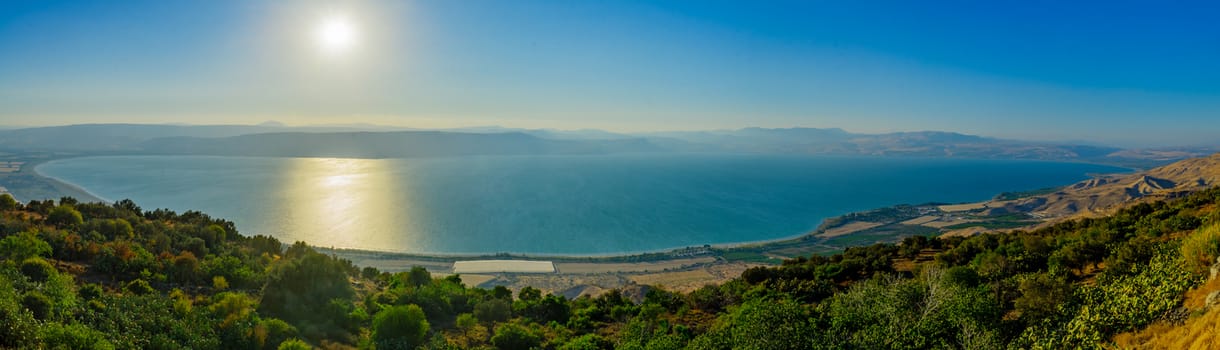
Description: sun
xmin=314 ymin=14 xmax=358 ymax=56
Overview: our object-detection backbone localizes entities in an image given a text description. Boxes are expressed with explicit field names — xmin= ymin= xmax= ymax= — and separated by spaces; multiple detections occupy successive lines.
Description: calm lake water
xmin=38 ymin=154 xmax=1125 ymax=255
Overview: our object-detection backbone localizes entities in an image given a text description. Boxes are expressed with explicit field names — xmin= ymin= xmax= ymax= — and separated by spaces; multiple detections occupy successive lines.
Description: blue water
xmin=37 ymin=154 xmax=1125 ymax=255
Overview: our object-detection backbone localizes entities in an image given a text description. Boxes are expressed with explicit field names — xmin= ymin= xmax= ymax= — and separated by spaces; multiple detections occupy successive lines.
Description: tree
xmin=46 ymin=205 xmax=84 ymax=228
xmin=261 ymin=318 xmax=300 ymax=350
xmin=560 ymin=334 xmax=611 ymax=350
xmin=21 ymin=291 xmax=52 ymax=320
xmin=1014 ymin=273 xmax=1073 ymax=322
xmin=456 ymin=313 xmax=478 ymax=335
xmin=0 ymin=194 xmax=17 ymax=211
xmin=406 ymin=266 xmax=431 ymax=287
xmin=167 ymin=251 xmax=201 ymax=284
xmin=689 ymin=298 xmax=814 ymax=350
xmin=276 ymin=338 xmax=311 ymax=350
xmin=362 ymin=266 xmax=381 ymax=280
xmin=259 ymin=247 xmax=355 ymax=331
xmin=517 ymin=286 xmax=541 ymax=301
xmin=0 ymin=232 xmax=52 ymax=262
xmin=474 ymin=299 xmax=512 ymax=324
xmin=124 ymin=279 xmax=154 ymax=295
xmin=491 ymin=323 xmax=540 ymax=350
xmin=20 ymin=257 xmax=57 ymax=282
xmin=372 ymin=304 xmax=430 ymax=350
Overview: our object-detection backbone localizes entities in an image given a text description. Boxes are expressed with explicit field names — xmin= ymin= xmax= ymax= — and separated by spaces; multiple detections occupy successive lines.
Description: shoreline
xmin=30 ymin=159 xmax=110 ymax=203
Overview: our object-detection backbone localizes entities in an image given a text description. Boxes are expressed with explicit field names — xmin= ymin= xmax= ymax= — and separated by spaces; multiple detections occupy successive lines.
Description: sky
xmin=0 ymin=0 xmax=1218 ymax=147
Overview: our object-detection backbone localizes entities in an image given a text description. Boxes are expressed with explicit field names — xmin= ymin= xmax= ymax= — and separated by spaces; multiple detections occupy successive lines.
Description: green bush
xmin=277 ymin=338 xmax=311 ymax=350
xmin=124 ymin=279 xmax=154 ymax=296
xmin=21 ymin=291 xmax=52 ymax=320
xmin=0 ymin=194 xmax=17 ymax=211
xmin=0 ymin=232 xmax=52 ymax=262
xmin=46 ymin=205 xmax=84 ymax=228
xmin=79 ymin=283 xmax=104 ymax=300
xmin=372 ymin=304 xmax=430 ymax=350
xmin=491 ymin=323 xmax=540 ymax=350
xmin=20 ymin=257 xmax=56 ymax=282
xmin=41 ymin=322 xmax=116 ymax=350
xmin=0 ymin=278 xmax=39 ymax=347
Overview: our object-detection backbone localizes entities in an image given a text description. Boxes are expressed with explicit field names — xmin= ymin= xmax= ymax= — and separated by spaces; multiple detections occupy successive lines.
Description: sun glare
xmin=314 ymin=14 xmax=358 ymax=56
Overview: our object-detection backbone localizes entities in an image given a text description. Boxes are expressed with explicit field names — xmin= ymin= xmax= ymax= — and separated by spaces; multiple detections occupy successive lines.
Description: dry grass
xmin=1184 ymin=278 xmax=1220 ymax=310
xmin=817 ymin=221 xmax=883 ymax=238
xmin=554 ymin=257 xmax=715 ymax=274
xmin=900 ymin=215 xmax=940 ymax=226
xmin=938 ymin=202 xmax=988 ymax=212
xmin=1113 ymin=307 xmax=1220 ymax=349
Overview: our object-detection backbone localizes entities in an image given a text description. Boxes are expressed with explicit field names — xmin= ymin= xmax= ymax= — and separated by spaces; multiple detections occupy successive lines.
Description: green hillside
xmin=2 ymin=187 xmax=1219 ymax=349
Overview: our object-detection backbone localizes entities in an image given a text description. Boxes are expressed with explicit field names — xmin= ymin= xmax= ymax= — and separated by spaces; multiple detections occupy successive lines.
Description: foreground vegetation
xmin=1 ymin=186 xmax=1219 ymax=349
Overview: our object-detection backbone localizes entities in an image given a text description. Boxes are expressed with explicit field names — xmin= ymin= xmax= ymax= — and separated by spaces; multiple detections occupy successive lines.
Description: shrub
xmin=46 ymin=205 xmax=84 ymax=228
xmin=21 ymin=291 xmax=52 ymax=320
xmin=372 ymin=304 xmax=430 ymax=350
xmin=124 ymin=279 xmax=155 ymax=296
xmin=79 ymin=283 xmax=104 ymax=300
xmin=0 ymin=194 xmax=17 ymax=211
xmin=277 ymin=338 xmax=311 ymax=350
xmin=20 ymin=257 xmax=56 ymax=282
xmin=0 ymin=232 xmax=52 ymax=261
xmin=40 ymin=322 xmax=116 ymax=350
xmin=1181 ymin=223 xmax=1220 ymax=274
xmin=491 ymin=323 xmax=540 ymax=350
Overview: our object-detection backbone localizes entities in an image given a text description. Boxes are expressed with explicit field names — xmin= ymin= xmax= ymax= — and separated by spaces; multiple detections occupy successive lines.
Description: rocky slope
xmin=1010 ymin=153 xmax=1220 ymax=219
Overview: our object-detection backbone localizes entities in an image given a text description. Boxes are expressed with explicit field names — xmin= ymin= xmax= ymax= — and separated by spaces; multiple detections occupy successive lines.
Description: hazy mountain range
xmin=1 ymin=123 xmax=1215 ymax=167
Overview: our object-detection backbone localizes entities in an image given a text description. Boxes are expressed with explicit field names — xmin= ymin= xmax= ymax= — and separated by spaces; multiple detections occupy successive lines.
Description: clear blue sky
xmin=1 ymin=0 xmax=1217 ymax=146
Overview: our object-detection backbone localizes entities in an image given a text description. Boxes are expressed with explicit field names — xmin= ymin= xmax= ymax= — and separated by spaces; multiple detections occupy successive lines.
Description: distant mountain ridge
xmin=0 ymin=124 xmax=1214 ymax=166
xmin=138 ymin=131 xmax=664 ymax=158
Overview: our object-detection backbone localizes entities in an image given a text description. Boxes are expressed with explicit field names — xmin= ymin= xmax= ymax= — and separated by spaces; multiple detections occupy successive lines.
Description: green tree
xmin=258 ymin=245 xmax=355 ymax=339
xmin=560 ymin=334 xmax=611 ymax=350
xmin=0 ymin=276 xmax=39 ymax=348
xmin=124 ymin=279 xmax=155 ymax=295
xmin=406 ymin=266 xmax=431 ymax=287
xmin=517 ymin=286 xmax=541 ymax=301
xmin=0 ymin=231 xmax=52 ymax=261
xmin=46 ymin=205 xmax=84 ymax=228
xmin=456 ymin=312 xmax=478 ymax=335
xmin=0 ymin=194 xmax=17 ymax=211
xmin=491 ymin=323 xmax=540 ymax=350
xmin=474 ymin=298 xmax=512 ymax=324
xmin=362 ymin=266 xmax=381 ymax=280
xmin=261 ymin=318 xmax=300 ymax=350
xmin=688 ymin=297 xmax=813 ymax=350
xmin=40 ymin=322 xmax=116 ymax=350
xmin=276 ymin=338 xmax=311 ymax=350
xmin=20 ymin=257 xmax=57 ymax=282
xmin=372 ymin=304 xmax=430 ymax=350
xmin=21 ymin=291 xmax=52 ymax=320
xmin=1014 ymin=273 xmax=1072 ymax=322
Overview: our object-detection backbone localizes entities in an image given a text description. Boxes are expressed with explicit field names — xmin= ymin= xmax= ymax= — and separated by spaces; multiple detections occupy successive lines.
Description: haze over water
xmin=39 ymin=154 xmax=1124 ymax=255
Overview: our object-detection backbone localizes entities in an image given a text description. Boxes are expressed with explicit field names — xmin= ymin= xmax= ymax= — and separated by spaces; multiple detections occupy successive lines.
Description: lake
xmin=37 ymin=154 xmax=1125 ymax=255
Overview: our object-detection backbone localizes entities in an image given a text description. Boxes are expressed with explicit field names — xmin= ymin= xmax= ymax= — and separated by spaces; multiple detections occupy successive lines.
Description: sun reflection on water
xmin=280 ymin=158 xmax=418 ymax=250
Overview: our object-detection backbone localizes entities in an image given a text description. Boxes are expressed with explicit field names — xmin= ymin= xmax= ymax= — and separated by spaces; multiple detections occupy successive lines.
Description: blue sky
xmin=0 ymin=0 xmax=1217 ymax=146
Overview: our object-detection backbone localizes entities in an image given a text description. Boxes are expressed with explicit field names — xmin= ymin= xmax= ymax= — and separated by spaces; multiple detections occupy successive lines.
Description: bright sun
xmin=314 ymin=14 xmax=358 ymax=56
